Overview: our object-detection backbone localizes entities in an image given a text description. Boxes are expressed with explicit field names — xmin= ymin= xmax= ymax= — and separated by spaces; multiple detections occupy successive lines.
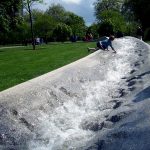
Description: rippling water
xmin=0 ymin=37 xmax=149 ymax=150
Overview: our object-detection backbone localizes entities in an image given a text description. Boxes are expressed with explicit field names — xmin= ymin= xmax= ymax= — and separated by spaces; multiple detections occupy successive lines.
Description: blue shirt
xmin=100 ymin=39 xmax=113 ymax=49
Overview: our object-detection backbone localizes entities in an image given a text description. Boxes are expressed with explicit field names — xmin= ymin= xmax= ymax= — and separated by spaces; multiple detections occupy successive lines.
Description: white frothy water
xmin=28 ymin=38 xmax=140 ymax=150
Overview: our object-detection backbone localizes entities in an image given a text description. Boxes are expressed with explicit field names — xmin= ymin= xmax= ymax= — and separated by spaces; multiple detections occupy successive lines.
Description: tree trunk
xmin=27 ymin=1 xmax=35 ymax=50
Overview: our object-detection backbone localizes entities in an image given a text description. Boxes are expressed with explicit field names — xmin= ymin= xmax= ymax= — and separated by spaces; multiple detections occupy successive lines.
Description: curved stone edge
xmin=0 ymin=50 xmax=100 ymax=95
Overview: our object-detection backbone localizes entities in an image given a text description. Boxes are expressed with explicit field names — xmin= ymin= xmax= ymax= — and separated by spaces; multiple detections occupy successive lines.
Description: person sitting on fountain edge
xmin=88 ymin=35 xmax=116 ymax=53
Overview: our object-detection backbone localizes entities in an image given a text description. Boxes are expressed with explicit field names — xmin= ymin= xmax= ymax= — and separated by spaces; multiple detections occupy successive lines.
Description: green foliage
xmin=64 ymin=12 xmax=86 ymax=38
xmin=87 ymin=24 xmax=99 ymax=39
xmin=0 ymin=12 xmax=9 ymax=32
xmin=94 ymin=0 xmax=124 ymax=20
xmin=124 ymin=22 xmax=139 ymax=36
xmin=53 ymin=23 xmax=72 ymax=42
xmin=94 ymin=0 xmax=127 ymax=36
xmin=22 ymin=0 xmax=44 ymax=50
xmin=0 ymin=20 xmax=30 ymax=45
xmin=0 ymin=0 xmax=21 ymax=44
xmin=97 ymin=10 xmax=127 ymax=36
xmin=16 ymin=21 xmax=31 ymax=40
xmin=46 ymin=4 xmax=86 ymax=39
xmin=123 ymin=0 xmax=150 ymax=29
xmin=0 ymin=0 xmax=21 ymax=32
xmin=0 ymin=1 xmax=87 ymax=44
xmin=46 ymin=4 xmax=66 ymax=23
xmin=32 ymin=11 xmax=57 ymax=38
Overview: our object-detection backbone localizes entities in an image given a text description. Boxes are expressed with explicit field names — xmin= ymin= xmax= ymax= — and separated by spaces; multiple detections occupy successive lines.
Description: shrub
xmin=53 ymin=23 xmax=72 ymax=42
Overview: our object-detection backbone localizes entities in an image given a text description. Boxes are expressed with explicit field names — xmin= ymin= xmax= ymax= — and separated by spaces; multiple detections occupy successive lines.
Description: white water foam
xmin=28 ymin=38 xmax=140 ymax=150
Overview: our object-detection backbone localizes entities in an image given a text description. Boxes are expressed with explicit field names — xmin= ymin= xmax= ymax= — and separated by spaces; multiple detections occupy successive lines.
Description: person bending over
xmin=88 ymin=35 xmax=116 ymax=53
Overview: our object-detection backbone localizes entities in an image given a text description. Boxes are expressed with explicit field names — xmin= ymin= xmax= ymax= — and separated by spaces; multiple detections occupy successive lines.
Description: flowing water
xmin=0 ymin=37 xmax=149 ymax=150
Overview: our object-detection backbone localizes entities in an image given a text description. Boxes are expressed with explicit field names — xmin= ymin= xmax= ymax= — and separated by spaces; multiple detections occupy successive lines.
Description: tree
xmin=100 ymin=10 xmax=126 ymax=34
xmin=94 ymin=0 xmax=123 ymax=20
xmin=88 ymin=23 xmax=99 ymax=39
xmin=0 ymin=1 xmax=20 ymax=44
xmin=46 ymin=4 xmax=86 ymax=40
xmin=53 ymin=23 xmax=72 ymax=42
xmin=16 ymin=20 xmax=30 ymax=42
xmin=122 ymin=0 xmax=150 ymax=30
xmin=0 ymin=0 xmax=21 ymax=32
xmin=46 ymin=4 xmax=66 ymax=23
xmin=32 ymin=10 xmax=57 ymax=42
xmin=94 ymin=0 xmax=130 ymax=36
xmin=0 ymin=3 xmax=9 ymax=32
xmin=22 ymin=0 xmax=43 ymax=50
xmin=64 ymin=12 xmax=86 ymax=38
xmin=0 ymin=0 xmax=21 ymax=44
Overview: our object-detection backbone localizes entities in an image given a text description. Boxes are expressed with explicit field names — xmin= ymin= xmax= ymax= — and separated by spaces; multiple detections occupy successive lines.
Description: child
xmin=88 ymin=35 xmax=116 ymax=53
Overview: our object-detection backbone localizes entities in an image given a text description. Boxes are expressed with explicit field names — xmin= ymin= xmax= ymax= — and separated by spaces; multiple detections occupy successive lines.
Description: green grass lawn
xmin=0 ymin=42 xmax=95 ymax=91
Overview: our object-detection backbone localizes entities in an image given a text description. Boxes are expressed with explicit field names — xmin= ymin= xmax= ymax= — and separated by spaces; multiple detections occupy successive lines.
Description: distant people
xmin=85 ymin=33 xmax=93 ymax=41
xmin=40 ymin=38 xmax=44 ymax=44
xmin=89 ymin=33 xmax=93 ymax=40
xmin=136 ymin=26 xmax=143 ymax=40
xmin=70 ymin=35 xmax=77 ymax=42
xmin=87 ymin=35 xmax=116 ymax=53
xmin=36 ymin=37 xmax=40 ymax=45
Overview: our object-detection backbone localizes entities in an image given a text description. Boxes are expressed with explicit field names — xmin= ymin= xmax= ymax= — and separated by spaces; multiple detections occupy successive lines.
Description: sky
xmin=35 ymin=0 xmax=97 ymax=26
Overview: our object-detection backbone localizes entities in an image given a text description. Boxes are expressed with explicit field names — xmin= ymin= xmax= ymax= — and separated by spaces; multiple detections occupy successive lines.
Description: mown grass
xmin=0 ymin=42 xmax=95 ymax=91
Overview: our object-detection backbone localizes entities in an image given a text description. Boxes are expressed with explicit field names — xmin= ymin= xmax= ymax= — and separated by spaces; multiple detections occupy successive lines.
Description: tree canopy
xmin=46 ymin=4 xmax=66 ymax=23
xmin=94 ymin=0 xmax=123 ymax=20
xmin=123 ymin=0 xmax=150 ymax=29
xmin=2 ymin=0 xmax=150 ymax=44
xmin=0 ymin=0 xmax=21 ymax=32
xmin=53 ymin=23 xmax=72 ymax=42
xmin=45 ymin=4 xmax=86 ymax=39
xmin=64 ymin=12 xmax=86 ymax=37
xmin=94 ymin=0 xmax=127 ymax=36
